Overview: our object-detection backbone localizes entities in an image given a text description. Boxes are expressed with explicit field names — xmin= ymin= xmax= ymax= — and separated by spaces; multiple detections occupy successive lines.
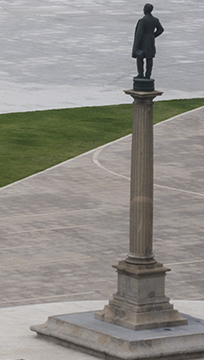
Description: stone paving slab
xmin=0 ymin=106 xmax=204 ymax=308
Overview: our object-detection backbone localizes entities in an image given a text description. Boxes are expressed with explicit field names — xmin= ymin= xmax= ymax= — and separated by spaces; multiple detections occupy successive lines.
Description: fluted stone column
xmin=127 ymin=91 xmax=156 ymax=264
xmin=95 ymin=90 xmax=188 ymax=330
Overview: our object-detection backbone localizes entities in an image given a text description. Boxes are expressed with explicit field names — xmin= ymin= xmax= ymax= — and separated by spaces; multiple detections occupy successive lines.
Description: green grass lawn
xmin=0 ymin=98 xmax=204 ymax=188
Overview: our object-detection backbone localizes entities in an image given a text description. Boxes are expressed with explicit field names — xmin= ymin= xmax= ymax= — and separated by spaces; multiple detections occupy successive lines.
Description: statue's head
xmin=143 ymin=3 xmax=154 ymax=14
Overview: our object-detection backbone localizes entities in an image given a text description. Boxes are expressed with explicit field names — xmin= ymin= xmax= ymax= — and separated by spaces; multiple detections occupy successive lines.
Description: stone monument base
xmin=31 ymin=311 xmax=204 ymax=360
xmin=95 ymin=261 xmax=187 ymax=330
xmin=133 ymin=77 xmax=155 ymax=92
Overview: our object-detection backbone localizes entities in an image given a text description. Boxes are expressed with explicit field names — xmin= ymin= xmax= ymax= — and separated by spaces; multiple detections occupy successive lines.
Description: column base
xmin=95 ymin=261 xmax=188 ymax=330
xmin=126 ymin=252 xmax=156 ymax=265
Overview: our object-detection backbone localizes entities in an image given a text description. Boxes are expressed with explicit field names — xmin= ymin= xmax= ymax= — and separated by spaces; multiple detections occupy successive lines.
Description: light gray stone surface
xmin=31 ymin=310 xmax=204 ymax=360
xmin=0 ymin=300 xmax=203 ymax=360
xmin=0 ymin=0 xmax=203 ymax=113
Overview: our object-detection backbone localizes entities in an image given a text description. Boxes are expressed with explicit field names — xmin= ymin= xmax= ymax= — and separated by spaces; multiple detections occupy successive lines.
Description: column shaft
xmin=128 ymin=96 xmax=154 ymax=262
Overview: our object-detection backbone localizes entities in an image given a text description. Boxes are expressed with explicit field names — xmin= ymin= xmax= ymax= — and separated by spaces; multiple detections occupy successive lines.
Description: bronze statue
xmin=132 ymin=3 xmax=164 ymax=79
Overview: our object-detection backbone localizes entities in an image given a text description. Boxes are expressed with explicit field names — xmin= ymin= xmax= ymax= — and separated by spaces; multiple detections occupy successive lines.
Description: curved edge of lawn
xmin=1 ymin=101 xmax=204 ymax=190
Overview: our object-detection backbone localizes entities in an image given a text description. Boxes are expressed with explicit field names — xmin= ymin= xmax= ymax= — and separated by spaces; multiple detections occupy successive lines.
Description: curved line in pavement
xmin=154 ymin=183 xmax=204 ymax=197
xmin=92 ymin=106 xmax=204 ymax=198
xmin=92 ymin=146 xmax=130 ymax=180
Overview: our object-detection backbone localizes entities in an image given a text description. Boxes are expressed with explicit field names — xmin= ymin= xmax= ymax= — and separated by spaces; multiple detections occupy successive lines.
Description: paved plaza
xmin=0 ymin=0 xmax=204 ymax=113
xmin=0 ymin=0 xmax=204 ymax=359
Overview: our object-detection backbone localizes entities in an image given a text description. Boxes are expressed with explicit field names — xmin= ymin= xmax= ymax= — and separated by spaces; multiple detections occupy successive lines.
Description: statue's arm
xmin=154 ymin=20 xmax=164 ymax=38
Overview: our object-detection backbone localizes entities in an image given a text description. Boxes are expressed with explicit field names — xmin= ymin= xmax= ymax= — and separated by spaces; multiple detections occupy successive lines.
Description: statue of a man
xmin=132 ymin=3 xmax=164 ymax=79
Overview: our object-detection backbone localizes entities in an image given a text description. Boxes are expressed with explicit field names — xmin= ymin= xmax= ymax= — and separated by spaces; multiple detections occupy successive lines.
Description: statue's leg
xmin=136 ymin=58 xmax=144 ymax=78
xmin=145 ymin=58 xmax=153 ymax=79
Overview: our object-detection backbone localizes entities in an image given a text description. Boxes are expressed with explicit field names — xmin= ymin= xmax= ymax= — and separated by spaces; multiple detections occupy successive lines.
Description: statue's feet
xmin=135 ymin=74 xmax=144 ymax=79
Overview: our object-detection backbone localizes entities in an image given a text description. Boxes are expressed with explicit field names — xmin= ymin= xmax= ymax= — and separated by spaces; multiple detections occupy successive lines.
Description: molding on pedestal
xmin=113 ymin=259 xmax=170 ymax=275
xmin=124 ymin=89 xmax=163 ymax=99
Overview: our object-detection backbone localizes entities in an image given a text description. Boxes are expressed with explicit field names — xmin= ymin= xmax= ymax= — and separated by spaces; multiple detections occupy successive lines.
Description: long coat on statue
xmin=132 ymin=13 xmax=164 ymax=59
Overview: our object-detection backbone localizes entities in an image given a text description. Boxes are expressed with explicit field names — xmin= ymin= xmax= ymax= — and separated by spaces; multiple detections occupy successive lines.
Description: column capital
xmin=124 ymin=89 xmax=163 ymax=101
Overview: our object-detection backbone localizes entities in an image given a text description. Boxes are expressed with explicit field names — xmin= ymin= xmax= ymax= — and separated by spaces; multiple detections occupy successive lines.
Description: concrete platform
xmin=31 ymin=310 xmax=204 ymax=360
xmin=0 ymin=300 xmax=203 ymax=360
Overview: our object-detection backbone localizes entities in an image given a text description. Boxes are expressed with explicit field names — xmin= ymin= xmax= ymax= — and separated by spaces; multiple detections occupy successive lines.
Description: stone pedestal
xmin=95 ymin=90 xmax=187 ymax=330
xmin=95 ymin=260 xmax=186 ymax=330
